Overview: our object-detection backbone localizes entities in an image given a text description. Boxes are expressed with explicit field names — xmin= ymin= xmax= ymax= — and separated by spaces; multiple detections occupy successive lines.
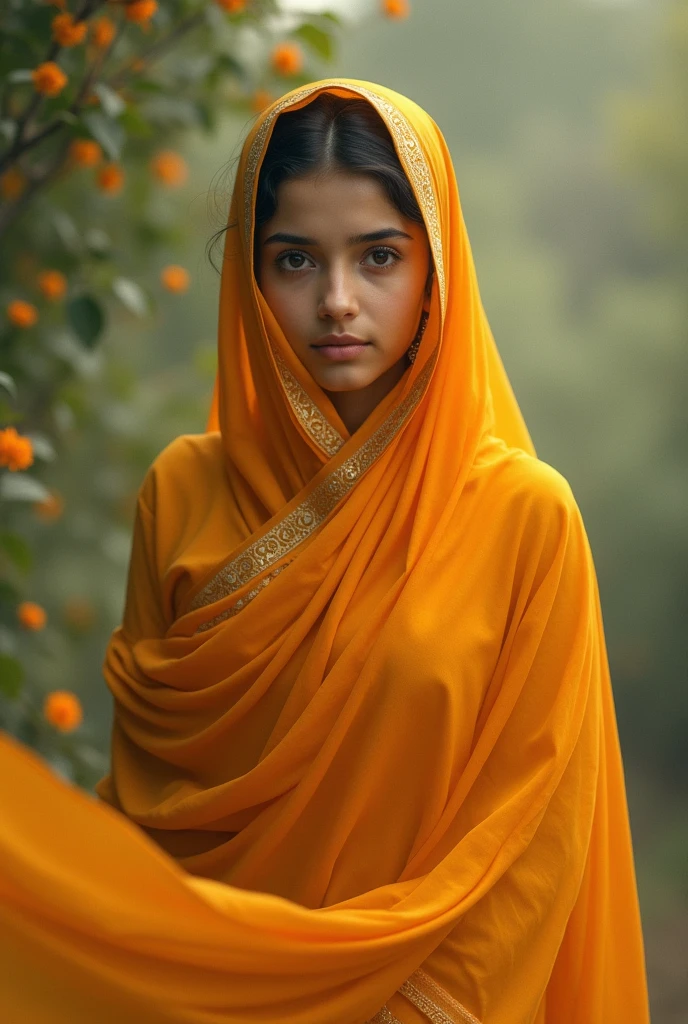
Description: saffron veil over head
xmin=0 ymin=81 xmax=649 ymax=1024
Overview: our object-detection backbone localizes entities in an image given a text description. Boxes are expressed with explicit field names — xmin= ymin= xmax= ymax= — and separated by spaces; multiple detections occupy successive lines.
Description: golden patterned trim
xmin=194 ymin=563 xmax=290 ymax=635
xmin=368 ymin=1009 xmax=403 ymax=1024
xmin=271 ymin=344 xmax=345 ymax=457
xmin=189 ymin=349 xmax=436 ymax=617
xmin=400 ymin=969 xmax=482 ymax=1024
xmin=349 ymin=86 xmax=445 ymax=313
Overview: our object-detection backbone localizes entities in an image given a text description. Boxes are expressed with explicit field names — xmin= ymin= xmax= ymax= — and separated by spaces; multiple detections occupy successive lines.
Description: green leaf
xmin=0 ymin=625 xmax=16 ymax=656
xmin=83 ymin=228 xmax=112 ymax=257
xmin=52 ymin=210 xmax=81 ymax=255
xmin=112 ymin=277 xmax=149 ymax=317
xmin=0 ymin=402 xmax=18 ymax=425
xmin=0 ymin=654 xmax=23 ymax=699
xmin=67 ymin=295 xmax=105 ymax=348
xmin=195 ymin=100 xmax=217 ymax=133
xmin=0 ymin=532 xmax=32 ymax=573
xmin=119 ymin=106 xmax=153 ymax=139
xmin=0 ymin=119 xmax=16 ymax=144
xmin=25 ymin=433 xmax=55 ymax=462
xmin=0 ymin=474 xmax=50 ymax=503
xmin=293 ymin=23 xmax=334 ymax=61
xmin=216 ymin=54 xmax=243 ymax=78
xmin=7 ymin=69 xmax=33 ymax=84
xmin=81 ymin=111 xmax=124 ymax=161
xmin=0 ymin=580 xmax=18 ymax=604
xmin=0 ymin=372 xmax=17 ymax=401
xmin=93 ymin=83 xmax=126 ymax=119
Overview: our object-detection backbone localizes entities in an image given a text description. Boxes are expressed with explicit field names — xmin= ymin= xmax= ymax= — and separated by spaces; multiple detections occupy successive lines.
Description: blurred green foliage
xmin=0 ymin=0 xmax=346 ymax=785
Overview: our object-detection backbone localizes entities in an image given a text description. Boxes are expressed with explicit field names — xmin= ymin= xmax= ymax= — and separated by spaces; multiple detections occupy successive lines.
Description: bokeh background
xmin=1 ymin=1 xmax=686 ymax=1019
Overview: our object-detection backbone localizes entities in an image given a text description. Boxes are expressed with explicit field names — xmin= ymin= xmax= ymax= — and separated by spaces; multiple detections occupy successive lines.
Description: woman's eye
xmin=276 ymin=251 xmax=311 ymax=272
xmin=364 ymin=247 xmax=401 ymax=269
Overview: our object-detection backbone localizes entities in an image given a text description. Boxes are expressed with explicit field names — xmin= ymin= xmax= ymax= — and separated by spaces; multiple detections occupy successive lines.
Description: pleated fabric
xmin=0 ymin=79 xmax=649 ymax=1023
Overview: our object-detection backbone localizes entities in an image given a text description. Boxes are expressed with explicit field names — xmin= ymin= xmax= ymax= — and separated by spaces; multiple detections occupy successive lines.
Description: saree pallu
xmin=0 ymin=79 xmax=649 ymax=1023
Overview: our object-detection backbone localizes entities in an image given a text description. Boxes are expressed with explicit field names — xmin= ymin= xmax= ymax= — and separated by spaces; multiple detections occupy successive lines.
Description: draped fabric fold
xmin=0 ymin=79 xmax=648 ymax=1023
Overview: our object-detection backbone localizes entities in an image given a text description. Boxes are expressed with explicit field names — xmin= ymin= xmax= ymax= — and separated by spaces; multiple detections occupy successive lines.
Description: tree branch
xmin=0 ymin=138 xmax=72 ymax=240
xmin=0 ymin=4 xmax=208 ymax=238
xmin=0 ymin=0 xmax=108 ymax=174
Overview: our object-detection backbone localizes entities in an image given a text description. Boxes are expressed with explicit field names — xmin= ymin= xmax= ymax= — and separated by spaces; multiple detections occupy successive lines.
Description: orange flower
xmin=6 ymin=299 xmax=38 ymax=329
xmin=0 ymin=427 xmax=34 ymax=471
xmin=160 ymin=265 xmax=190 ymax=293
xmin=250 ymin=88 xmax=273 ymax=114
xmin=0 ymin=168 xmax=27 ymax=200
xmin=125 ymin=0 xmax=158 ymax=24
xmin=215 ymin=0 xmax=247 ymax=12
xmin=271 ymin=41 xmax=303 ymax=77
xmin=96 ymin=162 xmax=125 ymax=194
xmin=52 ymin=13 xmax=87 ymax=47
xmin=150 ymin=150 xmax=188 ymax=187
xmin=17 ymin=601 xmax=46 ymax=631
xmin=44 ymin=690 xmax=83 ymax=732
xmin=90 ymin=15 xmax=116 ymax=49
xmin=34 ymin=490 xmax=64 ymax=521
xmin=31 ymin=61 xmax=68 ymax=97
xmin=38 ymin=269 xmax=68 ymax=302
xmin=63 ymin=597 xmax=97 ymax=632
xmin=382 ymin=0 xmax=410 ymax=17
xmin=69 ymin=138 xmax=102 ymax=167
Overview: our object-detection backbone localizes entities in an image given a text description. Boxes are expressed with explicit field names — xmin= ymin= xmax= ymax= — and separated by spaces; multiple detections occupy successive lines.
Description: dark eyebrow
xmin=349 ymin=229 xmax=415 ymax=245
xmin=262 ymin=228 xmax=414 ymax=246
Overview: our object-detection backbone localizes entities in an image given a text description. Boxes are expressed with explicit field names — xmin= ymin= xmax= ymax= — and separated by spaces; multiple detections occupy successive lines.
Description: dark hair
xmin=208 ymin=95 xmax=425 ymax=270
xmin=254 ymin=94 xmax=423 ymax=232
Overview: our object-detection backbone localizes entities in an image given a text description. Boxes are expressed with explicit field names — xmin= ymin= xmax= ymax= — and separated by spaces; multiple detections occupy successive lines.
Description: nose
xmin=317 ymin=262 xmax=359 ymax=321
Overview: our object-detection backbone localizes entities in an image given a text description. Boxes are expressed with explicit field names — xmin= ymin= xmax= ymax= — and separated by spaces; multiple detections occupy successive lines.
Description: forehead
xmin=263 ymin=171 xmax=411 ymax=235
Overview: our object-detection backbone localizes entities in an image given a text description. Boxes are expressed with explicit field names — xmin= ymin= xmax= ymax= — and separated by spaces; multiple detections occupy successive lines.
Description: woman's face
xmin=257 ymin=169 xmax=432 ymax=432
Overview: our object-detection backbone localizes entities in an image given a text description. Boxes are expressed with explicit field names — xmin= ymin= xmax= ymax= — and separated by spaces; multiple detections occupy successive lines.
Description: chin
xmin=312 ymin=368 xmax=376 ymax=392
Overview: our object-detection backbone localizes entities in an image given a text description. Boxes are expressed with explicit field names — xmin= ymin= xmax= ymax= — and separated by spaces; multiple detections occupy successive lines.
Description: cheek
xmin=370 ymin=266 xmax=427 ymax=325
xmin=260 ymin=273 xmax=307 ymax=332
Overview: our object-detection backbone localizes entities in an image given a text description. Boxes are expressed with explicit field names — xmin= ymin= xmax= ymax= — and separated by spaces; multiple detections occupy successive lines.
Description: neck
xmin=323 ymin=355 xmax=409 ymax=435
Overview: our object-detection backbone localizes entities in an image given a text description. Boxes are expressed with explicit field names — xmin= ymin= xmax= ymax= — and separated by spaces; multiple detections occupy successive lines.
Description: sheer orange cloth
xmin=0 ymin=80 xmax=649 ymax=1023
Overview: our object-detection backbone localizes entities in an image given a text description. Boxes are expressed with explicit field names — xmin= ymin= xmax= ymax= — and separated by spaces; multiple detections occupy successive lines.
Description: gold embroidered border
xmin=400 ymin=969 xmax=482 ymax=1024
xmin=367 ymin=968 xmax=481 ymax=1024
xmin=189 ymin=349 xmax=436 ymax=618
xmin=349 ymin=86 xmax=446 ymax=312
xmin=194 ymin=563 xmax=290 ymax=635
xmin=271 ymin=344 xmax=345 ymax=457
xmin=368 ymin=1009 xmax=402 ymax=1024
xmin=242 ymin=80 xmax=445 ymax=457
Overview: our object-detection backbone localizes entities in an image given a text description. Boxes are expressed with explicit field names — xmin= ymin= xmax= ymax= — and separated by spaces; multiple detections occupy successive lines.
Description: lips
xmin=311 ymin=334 xmax=369 ymax=348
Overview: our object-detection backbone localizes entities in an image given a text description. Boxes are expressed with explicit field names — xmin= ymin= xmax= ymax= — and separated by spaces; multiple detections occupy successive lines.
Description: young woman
xmin=0 ymin=79 xmax=649 ymax=1023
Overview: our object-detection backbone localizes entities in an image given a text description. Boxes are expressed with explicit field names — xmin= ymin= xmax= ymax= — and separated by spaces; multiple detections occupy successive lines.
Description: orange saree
xmin=0 ymin=80 xmax=649 ymax=1023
